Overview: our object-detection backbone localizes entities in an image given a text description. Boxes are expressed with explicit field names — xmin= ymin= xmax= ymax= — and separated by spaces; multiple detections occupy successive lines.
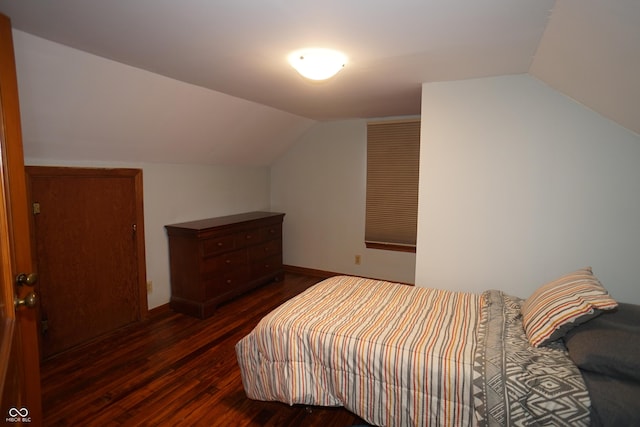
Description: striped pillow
xmin=521 ymin=267 xmax=618 ymax=347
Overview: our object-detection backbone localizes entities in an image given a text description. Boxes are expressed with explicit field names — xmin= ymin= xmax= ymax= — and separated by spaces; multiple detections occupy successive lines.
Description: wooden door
xmin=26 ymin=167 xmax=148 ymax=358
xmin=0 ymin=13 xmax=43 ymax=426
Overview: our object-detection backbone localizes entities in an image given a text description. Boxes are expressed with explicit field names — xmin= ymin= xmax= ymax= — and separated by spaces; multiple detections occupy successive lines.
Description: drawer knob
xmin=217 ymin=242 xmax=224 ymax=247
xmin=225 ymin=259 xmax=232 ymax=264
xmin=226 ymin=279 xmax=232 ymax=284
xmin=245 ymin=234 xmax=252 ymax=240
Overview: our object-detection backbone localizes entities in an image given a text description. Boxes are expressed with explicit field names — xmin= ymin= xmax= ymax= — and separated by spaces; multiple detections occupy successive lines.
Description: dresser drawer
xmin=263 ymin=223 xmax=282 ymax=240
xmin=201 ymin=249 xmax=247 ymax=276
xmin=204 ymin=269 xmax=250 ymax=299
xmin=248 ymin=239 xmax=282 ymax=260
xmin=250 ymin=254 xmax=282 ymax=280
xmin=235 ymin=227 xmax=265 ymax=247
xmin=201 ymin=234 xmax=236 ymax=257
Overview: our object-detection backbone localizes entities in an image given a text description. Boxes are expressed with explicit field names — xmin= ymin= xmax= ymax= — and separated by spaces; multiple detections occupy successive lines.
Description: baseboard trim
xmin=284 ymin=265 xmax=414 ymax=286
xmin=147 ymin=303 xmax=171 ymax=318
xmin=283 ymin=265 xmax=343 ymax=279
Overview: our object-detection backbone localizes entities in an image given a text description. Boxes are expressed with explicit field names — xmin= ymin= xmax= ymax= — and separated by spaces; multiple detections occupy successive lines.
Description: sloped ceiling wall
xmin=530 ymin=0 xmax=640 ymax=136
xmin=13 ymin=31 xmax=316 ymax=166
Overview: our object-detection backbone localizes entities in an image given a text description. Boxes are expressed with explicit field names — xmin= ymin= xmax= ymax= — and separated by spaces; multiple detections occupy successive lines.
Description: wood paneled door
xmin=26 ymin=167 xmax=147 ymax=358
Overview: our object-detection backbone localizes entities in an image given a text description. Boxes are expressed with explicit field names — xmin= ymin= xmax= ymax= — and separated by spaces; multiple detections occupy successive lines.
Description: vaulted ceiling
xmin=0 ymin=0 xmax=638 ymax=165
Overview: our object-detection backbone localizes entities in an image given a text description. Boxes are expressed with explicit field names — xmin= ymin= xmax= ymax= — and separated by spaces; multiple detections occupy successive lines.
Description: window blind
xmin=365 ymin=119 xmax=420 ymax=252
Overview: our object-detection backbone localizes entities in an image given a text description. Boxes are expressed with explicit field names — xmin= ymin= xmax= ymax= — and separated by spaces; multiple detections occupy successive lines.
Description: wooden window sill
xmin=365 ymin=241 xmax=416 ymax=253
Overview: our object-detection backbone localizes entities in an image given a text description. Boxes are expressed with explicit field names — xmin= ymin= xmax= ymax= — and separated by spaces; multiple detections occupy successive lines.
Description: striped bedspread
xmin=235 ymin=275 xmax=483 ymax=426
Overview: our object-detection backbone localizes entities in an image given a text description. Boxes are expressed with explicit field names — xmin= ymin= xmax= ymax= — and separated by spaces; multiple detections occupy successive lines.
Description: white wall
xmin=270 ymin=120 xmax=416 ymax=284
xmin=416 ymin=74 xmax=640 ymax=304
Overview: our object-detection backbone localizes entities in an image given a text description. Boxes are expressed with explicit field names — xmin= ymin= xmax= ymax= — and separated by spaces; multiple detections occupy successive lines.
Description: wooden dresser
xmin=165 ymin=211 xmax=285 ymax=318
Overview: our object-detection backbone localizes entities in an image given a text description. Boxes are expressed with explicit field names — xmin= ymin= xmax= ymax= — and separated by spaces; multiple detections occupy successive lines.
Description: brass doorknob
xmin=15 ymin=272 xmax=38 ymax=286
xmin=14 ymin=291 xmax=37 ymax=309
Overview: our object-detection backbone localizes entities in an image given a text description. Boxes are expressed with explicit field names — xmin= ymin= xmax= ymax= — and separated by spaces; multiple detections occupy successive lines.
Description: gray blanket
xmin=474 ymin=290 xmax=591 ymax=426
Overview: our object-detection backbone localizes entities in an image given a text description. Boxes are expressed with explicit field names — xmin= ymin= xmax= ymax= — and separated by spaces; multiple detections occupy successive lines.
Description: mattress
xmin=236 ymin=275 xmax=482 ymax=426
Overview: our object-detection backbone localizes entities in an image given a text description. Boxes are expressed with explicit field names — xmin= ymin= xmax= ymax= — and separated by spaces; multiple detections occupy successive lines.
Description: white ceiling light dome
xmin=288 ymin=48 xmax=347 ymax=81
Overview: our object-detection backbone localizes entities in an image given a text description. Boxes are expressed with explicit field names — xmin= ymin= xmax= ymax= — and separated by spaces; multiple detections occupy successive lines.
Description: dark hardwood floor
xmin=41 ymin=273 xmax=368 ymax=426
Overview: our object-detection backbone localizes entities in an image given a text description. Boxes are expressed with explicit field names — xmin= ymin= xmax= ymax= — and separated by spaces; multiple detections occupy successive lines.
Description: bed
xmin=236 ymin=269 xmax=638 ymax=426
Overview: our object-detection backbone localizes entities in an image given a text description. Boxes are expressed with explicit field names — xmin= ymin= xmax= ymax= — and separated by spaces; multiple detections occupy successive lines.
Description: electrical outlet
xmin=147 ymin=281 xmax=153 ymax=293
xmin=355 ymin=255 xmax=361 ymax=265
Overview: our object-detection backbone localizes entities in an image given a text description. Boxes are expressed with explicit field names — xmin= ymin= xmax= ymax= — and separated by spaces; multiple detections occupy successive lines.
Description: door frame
xmin=25 ymin=165 xmax=149 ymax=320
xmin=25 ymin=166 xmax=149 ymax=324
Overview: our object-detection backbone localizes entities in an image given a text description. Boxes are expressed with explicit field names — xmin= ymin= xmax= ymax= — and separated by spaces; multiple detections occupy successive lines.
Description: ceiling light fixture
xmin=288 ymin=48 xmax=347 ymax=81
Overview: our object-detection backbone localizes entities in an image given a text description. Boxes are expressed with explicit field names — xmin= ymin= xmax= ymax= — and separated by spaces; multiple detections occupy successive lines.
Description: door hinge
xmin=33 ymin=202 xmax=41 ymax=215
xmin=41 ymin=318 xmax=49 ymax=335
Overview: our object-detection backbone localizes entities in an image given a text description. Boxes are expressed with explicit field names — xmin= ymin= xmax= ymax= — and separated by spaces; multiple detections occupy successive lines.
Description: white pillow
xmin=521 ymin=267 xmax=618 ymax=347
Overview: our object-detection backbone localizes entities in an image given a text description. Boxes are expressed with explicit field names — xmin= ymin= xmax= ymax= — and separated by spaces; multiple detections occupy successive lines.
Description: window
xmin=365 ymin=119 xmax=420 ymax=253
